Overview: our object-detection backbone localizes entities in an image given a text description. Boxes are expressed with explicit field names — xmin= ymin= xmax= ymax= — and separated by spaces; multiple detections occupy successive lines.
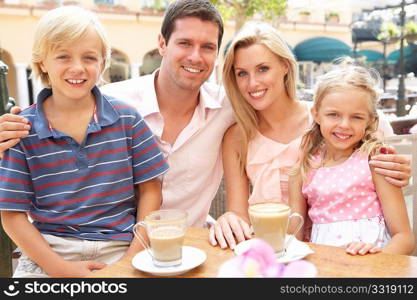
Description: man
xmin=0 ymin=0 xmax=411 ymax=230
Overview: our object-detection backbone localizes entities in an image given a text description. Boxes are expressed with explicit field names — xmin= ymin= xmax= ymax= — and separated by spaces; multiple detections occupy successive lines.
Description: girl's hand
xmin=209 ymin=212 xmax=252 ymax=250
xmin=369 ymin=146 xmax=411 ymax=187
xmin=48 ymin=260 xmax=107 ymax=277
xmin=345 ymin=242 xmax=382 ymax=256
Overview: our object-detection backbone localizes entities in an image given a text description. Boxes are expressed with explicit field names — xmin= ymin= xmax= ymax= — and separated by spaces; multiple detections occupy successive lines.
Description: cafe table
xmin=89 ymin=227 xmax=417 ymax=278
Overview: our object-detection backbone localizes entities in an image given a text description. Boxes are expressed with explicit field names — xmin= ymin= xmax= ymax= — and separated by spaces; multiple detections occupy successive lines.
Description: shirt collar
xmin=144 ymin=69 xmax=222 ymax=119
xmin=34 ymin=86 xmax=119 ymax=139
xmin=140 ymin=70 xmax=161 ymax=117
xmin=199 ymin=85 xmax=222 ymax=110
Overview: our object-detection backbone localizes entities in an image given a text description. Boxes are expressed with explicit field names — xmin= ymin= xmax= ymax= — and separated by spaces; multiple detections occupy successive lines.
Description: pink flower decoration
xmin=217 ymin=239 xmax=317 ymax=278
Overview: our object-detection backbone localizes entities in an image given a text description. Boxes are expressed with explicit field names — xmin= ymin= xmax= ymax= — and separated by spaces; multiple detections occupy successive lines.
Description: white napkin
xmin=279 ymin=235 xmax=314 ymax=263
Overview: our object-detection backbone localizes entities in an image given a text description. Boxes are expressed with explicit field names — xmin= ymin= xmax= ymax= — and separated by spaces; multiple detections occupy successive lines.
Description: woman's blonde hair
xmin=222 ymin=22 xmax=298 ymax=171
xmin=31 ymin=6 xmax=111 ymax=87
xmin=298 ymin=58 xmax=383 ymax=179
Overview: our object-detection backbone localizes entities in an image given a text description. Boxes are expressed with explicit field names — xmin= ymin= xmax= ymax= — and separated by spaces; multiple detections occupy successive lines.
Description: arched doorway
xmin=140 ymin=48 xmax=162 ymax=76
xmin=0 ymin=48 xmax=17 ymax=102
xmin=103 ymin=48 xmax=131 ymax=84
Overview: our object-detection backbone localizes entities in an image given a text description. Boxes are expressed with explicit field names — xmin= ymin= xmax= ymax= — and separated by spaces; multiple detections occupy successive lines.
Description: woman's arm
xmin=372 ymin=169 xmax=415 ymax=255
xmin=123 ymin=178 xmax=162 ymax=258
xmin=288 ymin=170 xmax=307 ymax=240
xmin=1 ymin=211 xmax=105 ymax=277
xmin=209 ymin=124 xmax=252 ymax=249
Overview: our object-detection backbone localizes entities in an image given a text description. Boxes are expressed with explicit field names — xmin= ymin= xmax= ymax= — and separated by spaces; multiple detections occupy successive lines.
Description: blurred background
xmin=1 ymin=0 xmax=417 ymax=131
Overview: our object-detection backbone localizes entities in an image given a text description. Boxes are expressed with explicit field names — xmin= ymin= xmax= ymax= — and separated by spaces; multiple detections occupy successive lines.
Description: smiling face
xmin=158 ymin=17 xmax=219 ymax=92
xmin=39 ymin=27 xmax=104 ymax=103
xmin=233 ymin=43 xmax=288 ymax=111
xmin=312 ymin=88 xmax=374 ymax=157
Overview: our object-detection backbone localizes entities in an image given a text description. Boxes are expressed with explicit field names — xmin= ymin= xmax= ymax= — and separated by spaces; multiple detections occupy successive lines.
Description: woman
xmin=209 ymin=22 xmax=410 ymax=250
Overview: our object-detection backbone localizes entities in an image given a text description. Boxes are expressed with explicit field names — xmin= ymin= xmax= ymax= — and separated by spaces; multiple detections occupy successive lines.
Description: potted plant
xmin=326 ymin=11 xmax=339 ymax=24
xmin=40 ymin=0 xmax=59 ymax=8
xmin=377 ymin=21 xmax=400 ymax=43
xmin=113 ymin=4 xmax=127 ymax=12
xmin=406 ymin=21 xmax=417 ymax=42
xmin=141 ymin=6 xmax=155 ymax=14
xmin=62 ymin=0 xmax=80 ymax=5
xmin=299 ymin=10 xmax=310 ymax=22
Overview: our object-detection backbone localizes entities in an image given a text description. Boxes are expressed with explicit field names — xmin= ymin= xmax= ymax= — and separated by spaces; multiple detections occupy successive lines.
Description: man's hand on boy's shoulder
xmin=0 ymin=106 xmax=30 ymax=156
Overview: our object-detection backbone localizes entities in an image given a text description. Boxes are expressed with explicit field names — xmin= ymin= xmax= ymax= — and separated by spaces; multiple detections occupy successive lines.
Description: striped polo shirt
xmin=0 ymin=86 xmax=169 ymax=241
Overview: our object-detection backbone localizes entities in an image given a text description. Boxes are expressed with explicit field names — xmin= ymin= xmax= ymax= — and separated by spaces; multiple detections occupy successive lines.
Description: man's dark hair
xmin=161 ymin=0 xmax=224 ymax=49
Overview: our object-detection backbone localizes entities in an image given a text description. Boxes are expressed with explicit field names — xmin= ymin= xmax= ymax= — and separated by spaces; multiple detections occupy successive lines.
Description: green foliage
xmin=378 ymin=21 xmax=417 ymax=42
xmin=209 ymin=0 xmax=287 ymax=27
xmin=406 ymin=21 xmax=417 ymax=35
xmin=377 ymin=22 xmax=400 ymax=41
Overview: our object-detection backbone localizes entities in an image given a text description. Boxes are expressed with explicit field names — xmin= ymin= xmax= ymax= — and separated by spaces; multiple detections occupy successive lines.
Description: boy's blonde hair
xmin=31 ymin=6 xmax=111 ymax=87
xmin=222 ymin=22 xmax=298 ymax=171
xmin=298 ymin=58 xmax=383 ymax=179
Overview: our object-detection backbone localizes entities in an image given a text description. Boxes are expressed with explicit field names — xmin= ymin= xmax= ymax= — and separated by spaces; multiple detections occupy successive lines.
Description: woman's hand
xmin=345 ymin=241 xmax=381 ymax=255
xmin=369 ymin=146 xmax=411 ymax=187
xmin=209 ymin=212 xmax=252 ymax=250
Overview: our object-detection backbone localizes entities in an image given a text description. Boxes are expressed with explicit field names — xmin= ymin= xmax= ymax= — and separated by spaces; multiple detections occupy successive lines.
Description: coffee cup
xmin=248 ymin=202 xmax=303 ymax=257
xmin=133 ymin=209 xmax=187 ymax=267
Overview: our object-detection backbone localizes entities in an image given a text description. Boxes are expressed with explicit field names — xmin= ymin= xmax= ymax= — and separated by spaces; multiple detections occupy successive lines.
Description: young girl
xmin=289 ymin=62 xmax=415 ymax=255
xmin=0 ymin=6 xmax=168 ymax=277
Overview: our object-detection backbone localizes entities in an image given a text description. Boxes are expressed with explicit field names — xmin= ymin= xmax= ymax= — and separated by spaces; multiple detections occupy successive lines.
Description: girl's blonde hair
xmin=299 ymin=58 xmax=383 ymax=179
xmin=31 ymin=6 xmax=111 ymax=87
xmin=222 ymin=22 xmax=298 ymax=171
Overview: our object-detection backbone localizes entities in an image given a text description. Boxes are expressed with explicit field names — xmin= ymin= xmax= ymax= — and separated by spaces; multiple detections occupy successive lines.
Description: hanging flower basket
xmin=406 ymin=33 xmax=417 ymax=43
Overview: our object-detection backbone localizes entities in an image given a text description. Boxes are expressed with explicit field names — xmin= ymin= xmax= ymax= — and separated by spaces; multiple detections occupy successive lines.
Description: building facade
xmin=0 ymin=0 xmax=392 ymax=108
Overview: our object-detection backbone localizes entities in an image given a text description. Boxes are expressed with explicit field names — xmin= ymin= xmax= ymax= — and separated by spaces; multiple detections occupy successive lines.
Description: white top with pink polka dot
xmin=302 ymin=150 xmax=383 ymax=224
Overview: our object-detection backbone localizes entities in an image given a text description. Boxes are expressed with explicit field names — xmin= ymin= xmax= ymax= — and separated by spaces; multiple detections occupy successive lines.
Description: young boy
xmin=0 ymin=6 xmax=168 ymax=277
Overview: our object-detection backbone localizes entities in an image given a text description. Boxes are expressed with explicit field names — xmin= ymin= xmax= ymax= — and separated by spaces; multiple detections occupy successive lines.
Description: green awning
xmin=386 ymin=46 xmax=414 ymax=64
xmin=357 ymin=50 xmax=384 ymax=62
xmin=294 ymin=37 xmax=353 ymax=62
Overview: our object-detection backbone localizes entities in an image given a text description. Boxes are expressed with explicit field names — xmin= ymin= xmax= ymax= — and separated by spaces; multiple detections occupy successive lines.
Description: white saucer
xmin=131 ymin=246 xmax=207 ymax=276
xmin=234 ymin=235 xmax=314 ymax=264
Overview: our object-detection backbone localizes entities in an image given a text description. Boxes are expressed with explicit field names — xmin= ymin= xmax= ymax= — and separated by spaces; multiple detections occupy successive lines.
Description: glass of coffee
xmin=133 ymin=209 xmax=188 ymax=267
xmin=248 ymin=202 xmax=303 ymax=257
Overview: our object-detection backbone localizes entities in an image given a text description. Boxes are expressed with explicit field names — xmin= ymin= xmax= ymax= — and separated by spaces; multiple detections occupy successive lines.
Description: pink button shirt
xmin=101 ymin=72 xmax=235 ymax=227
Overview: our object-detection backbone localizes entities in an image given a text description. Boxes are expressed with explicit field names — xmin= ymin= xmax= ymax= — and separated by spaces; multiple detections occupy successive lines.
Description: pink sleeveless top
xmin=246 ymin=103 xmax=312 ymax=205
xmin=301 ymin=151 xmax=383 ymax=224
xmin=246 ymin=134 xmax=301 ymax=205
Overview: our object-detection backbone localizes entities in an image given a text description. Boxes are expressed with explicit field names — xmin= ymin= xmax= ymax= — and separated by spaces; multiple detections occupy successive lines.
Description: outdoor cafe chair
xmin=384 ymin=133 xmax=417 ymax=255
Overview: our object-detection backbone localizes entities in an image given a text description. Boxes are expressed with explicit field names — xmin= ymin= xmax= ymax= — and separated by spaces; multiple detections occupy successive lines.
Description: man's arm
xmin=369 ymin=147 xmax=411 ymax=187
xmin=0 ymin=107 xmax=30 ymax=156
xmin=123 ymin=179 xmax=162 ymax=258
xmin=371 ymin=111 xmax=411 ymax=187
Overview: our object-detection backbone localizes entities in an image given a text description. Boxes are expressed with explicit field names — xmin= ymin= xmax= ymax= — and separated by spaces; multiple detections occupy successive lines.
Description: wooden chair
xmin=384 ymin=133 xmax=417 ymax=255
xmin=0 ymin=219 xmax=13 ymax=277
xmin=390 ymin=116 xmax=417 ymax=135
xmin=0 ymin=60 xmax=18 ymax=277
xmin=209 ymin=179 xmax=226 ymax=221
